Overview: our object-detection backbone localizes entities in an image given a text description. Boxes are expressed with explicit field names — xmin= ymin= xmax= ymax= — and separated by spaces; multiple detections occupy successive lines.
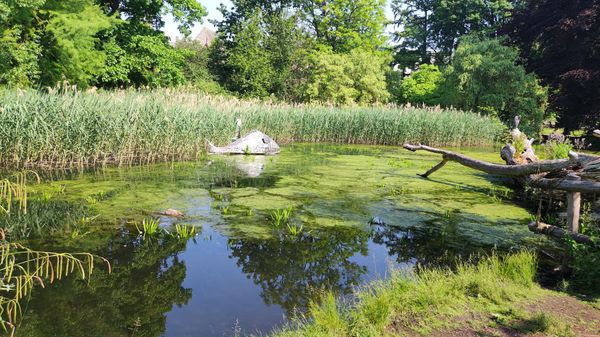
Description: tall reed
xmin=0 ymin=89 xmax=505 ymax=168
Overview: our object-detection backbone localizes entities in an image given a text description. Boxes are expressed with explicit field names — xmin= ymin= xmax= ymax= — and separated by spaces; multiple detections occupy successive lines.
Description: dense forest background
xmin=1 ymin=0 xmax=598 ymax=134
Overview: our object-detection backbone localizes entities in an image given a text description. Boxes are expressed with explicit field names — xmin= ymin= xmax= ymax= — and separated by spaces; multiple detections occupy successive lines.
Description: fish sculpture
xmin=208 ymin=130 xmax=280 ymax=155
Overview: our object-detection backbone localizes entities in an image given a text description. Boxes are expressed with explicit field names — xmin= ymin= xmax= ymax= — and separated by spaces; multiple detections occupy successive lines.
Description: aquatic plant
xmin=171 ymin=224 xmax=199 ymax=241
xmin=0 ymin=89 xmax=504 ymax=168
xmin=270 ymin=207 xmax=294 ymax=228
xmin=135 ymin=218 xmax=161 ymax=239
xmin=0 ymin=231 xmax=109 ymax=334
xmin=285 ymin=223 xmax=304 ymax=237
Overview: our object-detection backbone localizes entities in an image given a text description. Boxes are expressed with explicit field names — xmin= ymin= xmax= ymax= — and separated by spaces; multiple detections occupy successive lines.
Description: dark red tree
xmin=505 ymin=0 xmax=600 ymax=132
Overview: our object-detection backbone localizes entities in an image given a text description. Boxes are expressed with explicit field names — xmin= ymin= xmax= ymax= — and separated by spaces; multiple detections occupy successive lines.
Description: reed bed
xmin=0 ymin=89 xmax=505 ymax=168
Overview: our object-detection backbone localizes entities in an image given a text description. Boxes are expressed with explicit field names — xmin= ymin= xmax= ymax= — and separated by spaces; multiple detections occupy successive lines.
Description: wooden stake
xmin=566 ymin=174 xmax=581 ymax=233
xmin=567 ymin=192 xmax=581 ymax=233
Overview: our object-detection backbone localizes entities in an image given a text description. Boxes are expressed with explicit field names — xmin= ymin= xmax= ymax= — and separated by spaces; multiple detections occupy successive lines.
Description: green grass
xmin=0 ymin=89 xmax=505 ymax=168
xmin=269 ymin=251 xmax=546 ymax=337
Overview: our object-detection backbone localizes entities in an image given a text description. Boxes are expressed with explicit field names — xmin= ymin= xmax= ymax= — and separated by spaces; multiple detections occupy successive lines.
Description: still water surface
xmin=15 ymin=144 xmax=550 ymax=337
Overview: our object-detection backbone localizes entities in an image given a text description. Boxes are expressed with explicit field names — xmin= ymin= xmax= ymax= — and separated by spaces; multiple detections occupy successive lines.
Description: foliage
xmin=440 ymin=37 xmax=547 ymax=134
xmin=506 ymin=0 xmax=600 ymax=132
xmin=37 ymin=0 xmax=115 ymax=88
xmin=96 ymin=0 xmax=207 ymax=36
xmin=271 ymin=251 xmax=542 ymax=336
xmin=97 ymin=23 xmax=187 ymax=88
xmin=565 ymin=205 xmax=600 ymax=296
xmin=543 ymin=141 xmax=573 ymax=160
xmin=212 ymin=0 xmax=388 ymax=101
xmin=296 ymin=48 xmax=390 ymax=105
xmin=0 ymin=0 xmax=205 ymax=89
xmin=392 ymin=0 xmax=520 ymax=67
xmin=566 ymin=240 xmax=600 ymax=295
xmin=135 ymin=218 xmax=161 ymax=239
xmin=398 ymin=64 xmax=442 ymax=105
xmin=0 ymin=89 xmax=504 ymax=168
xmin=213 ymin=6 xmax=308 ymax=98
xmin=173 ymin=39 xmax=226 ymax=94
xmin=297 ymin=0 xmax=387 ymax=52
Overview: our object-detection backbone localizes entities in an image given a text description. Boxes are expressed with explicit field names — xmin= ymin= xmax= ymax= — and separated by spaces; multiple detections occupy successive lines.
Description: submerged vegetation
xmin=0 ymin=90 xmax=504 ymax=168
xmin=269 ymin=251 xmax=568 ymax=337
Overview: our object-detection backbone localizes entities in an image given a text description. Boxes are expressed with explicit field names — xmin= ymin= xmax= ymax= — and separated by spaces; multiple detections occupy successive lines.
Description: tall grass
xmin=270 ymin=251 xmax=541 ymax=337
xmin=0 ymin=89 xmax=505 ymax=168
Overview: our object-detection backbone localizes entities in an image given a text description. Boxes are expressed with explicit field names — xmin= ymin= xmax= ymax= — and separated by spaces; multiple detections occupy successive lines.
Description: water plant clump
xmin=270 ymin=207 xmax=294 ymax=228
xmin=171 ymin=224 xmax=200 ymax=241
xmin=285 ymin=223 xmax=304 ymax=237
xmin=0 ymin=90 xmax=505 ymax=168
xmin=135 ymin=218 xmax=161 ymax=239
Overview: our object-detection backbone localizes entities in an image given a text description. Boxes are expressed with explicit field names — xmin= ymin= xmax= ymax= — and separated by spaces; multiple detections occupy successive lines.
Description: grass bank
xmin=270 ymin=251 xmax=595 ymax=337
xmin=0 ymin=89 xmax=504 ymax=168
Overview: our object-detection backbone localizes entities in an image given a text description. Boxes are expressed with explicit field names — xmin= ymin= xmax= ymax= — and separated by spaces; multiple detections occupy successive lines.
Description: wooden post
xmin=566 ymin=174 xmax=582 ymax=233
xmin=567 ymin=192 xmax=581 ymax=233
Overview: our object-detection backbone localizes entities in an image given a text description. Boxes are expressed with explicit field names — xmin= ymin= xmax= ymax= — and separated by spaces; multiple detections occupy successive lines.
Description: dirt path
xmin=429 ymin=295 xmax=600 ymax=337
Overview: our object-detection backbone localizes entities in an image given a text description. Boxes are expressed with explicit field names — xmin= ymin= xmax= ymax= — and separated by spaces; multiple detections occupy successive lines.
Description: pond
xmin=14 ymin=144 xmax=552 ymax=337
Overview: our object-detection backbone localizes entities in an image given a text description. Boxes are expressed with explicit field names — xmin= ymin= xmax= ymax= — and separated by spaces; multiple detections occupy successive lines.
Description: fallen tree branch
xmin=528 ymin=222 xmax=598 ymax=247
xmin=529 ymin=177 xmax=600 ymax=193
xmin=403 ymin=144 xmax=582 ymax=177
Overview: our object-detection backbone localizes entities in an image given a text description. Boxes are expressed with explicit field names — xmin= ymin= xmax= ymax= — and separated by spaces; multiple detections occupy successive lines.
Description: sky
xmin=162 ymin=0 xmax=395 ymax=41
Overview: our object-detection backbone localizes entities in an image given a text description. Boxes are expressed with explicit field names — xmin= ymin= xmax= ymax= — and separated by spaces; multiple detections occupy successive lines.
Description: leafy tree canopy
xmin=96 ymin=0 xmax=207 ymax=35
xmin=392 ymin=0 xmax=520 ymax=67
xmin=398 ymin=64 xmax=442 ymax=105
xmin=440 ymin=37 xmax=547 ymax=134
xmin=505 ymin=0 xmax=600 ymax=131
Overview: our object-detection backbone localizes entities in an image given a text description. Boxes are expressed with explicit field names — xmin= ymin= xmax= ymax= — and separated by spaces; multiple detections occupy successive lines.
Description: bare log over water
xmin=402 ymin=144 xmax=583 ymax=177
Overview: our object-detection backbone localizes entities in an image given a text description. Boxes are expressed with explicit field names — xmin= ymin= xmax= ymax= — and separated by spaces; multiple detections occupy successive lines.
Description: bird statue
xmin=232 ymin=118 xmax=242 ymax=141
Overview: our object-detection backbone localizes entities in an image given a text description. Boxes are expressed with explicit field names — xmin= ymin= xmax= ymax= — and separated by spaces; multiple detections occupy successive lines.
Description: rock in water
xmin=208 ymin=130 xmax=280 ymax=155
xmin=594 ymin=129 xmax=600 ymax=138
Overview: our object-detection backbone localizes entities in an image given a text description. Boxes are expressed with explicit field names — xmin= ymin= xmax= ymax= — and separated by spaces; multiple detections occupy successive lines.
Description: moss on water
xmin=23 ymin=144 xmax=544 ymax=250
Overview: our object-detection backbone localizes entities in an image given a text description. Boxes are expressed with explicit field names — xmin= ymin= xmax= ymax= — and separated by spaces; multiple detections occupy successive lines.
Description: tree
xmin=295 ymin=47 xmax=390 ymax=105
xmin=213 ymin=3 xmax=310 ymax=98
xmin=398 ymin=64 xmax=442 ymax=105
xmin=96 ymin=23 xmax=187 ymax=88
xmin=440 ymin=38 xmax=547 ymax=134
xmin=38 ymin=0 xmax=115 ymax=87
xmin=392 ymin=0 xmax=519 ymax=67
xmin=173 ymin=39 xmax=226 ymax=94
xmin=96 ymin=0 xmax=207 ymax=36
xmin=505 ymin=0 xmax=600 ymax=132
xmin=296 ymin=0 xmax=387 ymax=52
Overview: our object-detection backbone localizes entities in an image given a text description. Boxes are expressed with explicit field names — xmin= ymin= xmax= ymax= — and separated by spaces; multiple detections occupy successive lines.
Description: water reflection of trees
xmin=16 ymin=236 xmax=191 ymax=337
xmin=227 ymin=228 xmax=370 ymax=315
xmin=371 ymin=217 xmax=488 ymax=268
